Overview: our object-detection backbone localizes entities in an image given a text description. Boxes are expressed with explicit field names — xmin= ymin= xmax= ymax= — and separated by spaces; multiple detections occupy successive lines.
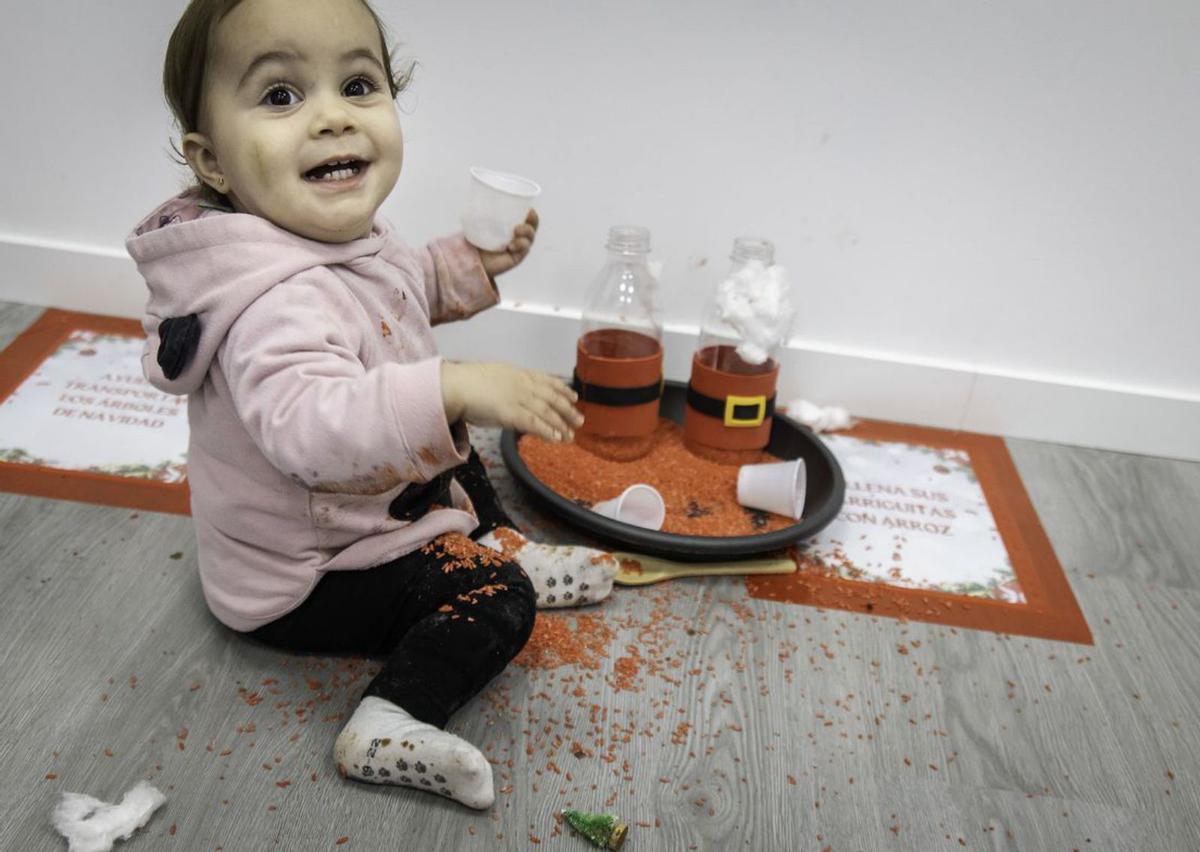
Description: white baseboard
xmin=0 ymin=232 xmax=145 ymax=319
xmin=3 ymin=234 xmax=1197 ymax=461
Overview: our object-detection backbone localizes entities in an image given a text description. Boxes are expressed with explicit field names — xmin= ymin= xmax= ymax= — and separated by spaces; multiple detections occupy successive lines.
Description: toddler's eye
xmin=343 ymin=76 xmax=379 ymax=98
xmin=262 ymin=85 xmax=300 ymax=108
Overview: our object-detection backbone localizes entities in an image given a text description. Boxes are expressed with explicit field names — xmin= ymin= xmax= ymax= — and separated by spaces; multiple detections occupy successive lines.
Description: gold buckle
xmin=724 ymin=394 xmax=767 ymax=427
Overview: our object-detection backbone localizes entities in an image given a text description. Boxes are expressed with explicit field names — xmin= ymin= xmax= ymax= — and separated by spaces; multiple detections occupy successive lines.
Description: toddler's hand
xmin=441 ymin=360 xmax=582 ymax=442
xmin=476 ymin=209 xmax=539 ymax=278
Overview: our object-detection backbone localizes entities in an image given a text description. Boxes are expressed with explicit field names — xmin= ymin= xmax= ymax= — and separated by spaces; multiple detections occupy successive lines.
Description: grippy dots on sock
xmin=334 ymin=696 xmax=495 ymax=809
xmin=476 ymin=528 xmax=617 ymax=608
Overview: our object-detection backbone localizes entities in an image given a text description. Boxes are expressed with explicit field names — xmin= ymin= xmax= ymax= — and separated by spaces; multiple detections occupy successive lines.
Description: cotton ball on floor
xmin=52 ymin=781 xmax=166 ymax=852
xmin=782 ymin=399 xmax=854 ymax=432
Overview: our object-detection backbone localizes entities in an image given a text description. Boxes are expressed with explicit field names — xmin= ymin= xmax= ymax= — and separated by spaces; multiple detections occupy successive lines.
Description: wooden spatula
xmin=612 ymin=552 xmax=797 ymax=586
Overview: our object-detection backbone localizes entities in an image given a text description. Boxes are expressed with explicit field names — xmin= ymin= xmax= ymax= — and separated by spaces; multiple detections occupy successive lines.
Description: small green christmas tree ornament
xmin=561 ymin=808 xmax=629 ymax=850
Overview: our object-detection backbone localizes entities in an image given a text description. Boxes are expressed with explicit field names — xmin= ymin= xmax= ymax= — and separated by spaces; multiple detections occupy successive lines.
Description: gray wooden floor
xmin=1 ymin=300 xmax=1198 ymax=851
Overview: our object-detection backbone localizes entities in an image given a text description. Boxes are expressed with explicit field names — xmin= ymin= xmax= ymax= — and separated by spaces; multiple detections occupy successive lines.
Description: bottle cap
xmin=730 ymin=236 xmax=774 ymax=265
xmin=606 ymin=225 xmax=651 ymax=254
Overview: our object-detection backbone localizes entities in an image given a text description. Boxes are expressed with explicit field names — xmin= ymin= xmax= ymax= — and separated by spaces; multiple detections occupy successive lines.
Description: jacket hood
xmin=126 ymin=188 xmax=388 ymax=395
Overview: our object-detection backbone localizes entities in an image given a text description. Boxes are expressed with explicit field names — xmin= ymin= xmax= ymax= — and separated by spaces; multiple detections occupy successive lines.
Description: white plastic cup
xmin=736 ymin=458 xmax=807 ymax=520
xmin=460 ymin=167 xmax=541 ymax=251
xmin=591 ymin=484 xmax=667 ymax=530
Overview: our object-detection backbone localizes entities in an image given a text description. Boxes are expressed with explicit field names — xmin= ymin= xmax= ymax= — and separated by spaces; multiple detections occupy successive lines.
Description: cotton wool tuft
xmin=714 ymin=260 xmax=795 ymax=365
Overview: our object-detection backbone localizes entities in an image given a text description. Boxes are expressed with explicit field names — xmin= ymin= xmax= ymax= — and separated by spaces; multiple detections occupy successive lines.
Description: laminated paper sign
xmin=0 ymin=310 xmax=190 ymax=514
xmin=748 ymin=421 xmax=1092 ymax=644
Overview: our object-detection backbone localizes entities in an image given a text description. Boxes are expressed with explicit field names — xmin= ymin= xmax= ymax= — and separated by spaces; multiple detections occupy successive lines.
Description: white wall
xmin=1 ymin=0 xmax=1197 ymax=458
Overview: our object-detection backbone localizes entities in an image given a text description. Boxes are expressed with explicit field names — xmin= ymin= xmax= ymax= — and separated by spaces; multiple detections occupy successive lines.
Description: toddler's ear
xmin=182 ymin=132 xmax=228 ymax=195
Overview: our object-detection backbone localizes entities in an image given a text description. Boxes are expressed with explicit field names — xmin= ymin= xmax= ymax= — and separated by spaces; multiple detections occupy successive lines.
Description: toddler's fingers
xmin=518 ymin=409 xmax=564 ymax=442
xmin=512 ymin=223 xmax=536 ymax=241
xmin=528 ymin=368 xmax=571 ymax=395
xmin=537 ymin=381 xmax=583 ymax=428
xmin=507 ymin=237 xmax=532 ymax=256
xmin=532 ymin=371 xmax=580 ymax=408
xmin=524 ymin=209 xmax=539 ymax=230
xmin=530 ymin=397 xmax=576 ymax=440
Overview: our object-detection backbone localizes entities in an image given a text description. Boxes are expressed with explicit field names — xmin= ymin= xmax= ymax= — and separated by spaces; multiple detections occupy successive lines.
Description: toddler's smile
xmin=303 ymin=157 xmax=369 ymax=185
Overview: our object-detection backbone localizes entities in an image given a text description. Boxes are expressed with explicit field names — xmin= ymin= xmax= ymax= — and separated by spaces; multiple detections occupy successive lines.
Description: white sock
xmin=476 ymin=527 xmax=617 ymax=609
xmin=333 ymin=697 xmax=494 ymax=810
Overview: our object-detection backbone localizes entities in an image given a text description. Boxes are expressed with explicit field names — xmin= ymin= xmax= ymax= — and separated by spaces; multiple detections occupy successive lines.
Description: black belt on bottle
xmin=572 ymin=371 xmax=663 ymax=407
xmin=686 ymin=384 xmax=776 ymax=427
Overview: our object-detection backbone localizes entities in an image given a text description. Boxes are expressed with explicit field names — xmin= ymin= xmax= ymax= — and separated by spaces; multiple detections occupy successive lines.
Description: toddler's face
xmin=187 ymin=0 xmax=403 ymax=242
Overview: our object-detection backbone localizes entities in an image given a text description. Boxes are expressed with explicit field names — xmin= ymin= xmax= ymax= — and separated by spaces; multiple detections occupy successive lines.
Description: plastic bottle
xmin=574 ymin=226 xmax=664 ymax=460
xmin=684 ymin=236 xmax=787 ymax=457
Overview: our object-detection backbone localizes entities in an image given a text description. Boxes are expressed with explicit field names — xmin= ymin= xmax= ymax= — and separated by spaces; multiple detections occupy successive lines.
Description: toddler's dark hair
xmin=163 ymin=0 xmax=414 ymax=205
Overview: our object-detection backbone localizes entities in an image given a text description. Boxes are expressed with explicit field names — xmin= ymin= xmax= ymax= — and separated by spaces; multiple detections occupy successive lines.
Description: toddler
xmin=128 ymin=0 xmax=617 ymax=810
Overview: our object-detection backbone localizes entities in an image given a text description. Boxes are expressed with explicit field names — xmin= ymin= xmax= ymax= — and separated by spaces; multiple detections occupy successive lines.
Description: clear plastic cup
xmin=460 ymin=167 xmax=541 ymax=251
xmin=736 ymin=458 xmax=807 ymax=520
xmin=591 ymin=484 xmax=667 ymax=530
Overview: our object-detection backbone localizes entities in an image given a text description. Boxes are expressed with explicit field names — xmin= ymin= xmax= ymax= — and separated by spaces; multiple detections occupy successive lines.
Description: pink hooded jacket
xmin=127 ymin=189 xmax=499 ymax=631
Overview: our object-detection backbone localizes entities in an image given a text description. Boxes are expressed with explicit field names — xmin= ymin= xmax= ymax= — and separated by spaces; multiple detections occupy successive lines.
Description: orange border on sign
xmin=746 ymin=420 xmax=1093 ymax=645
xmin=0 ymin=308 xmax=190 ymax=516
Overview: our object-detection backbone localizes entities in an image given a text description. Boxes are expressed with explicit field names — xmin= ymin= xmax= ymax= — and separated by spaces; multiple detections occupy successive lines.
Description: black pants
xmin=250 ymin=449 xmax=535 ymax=729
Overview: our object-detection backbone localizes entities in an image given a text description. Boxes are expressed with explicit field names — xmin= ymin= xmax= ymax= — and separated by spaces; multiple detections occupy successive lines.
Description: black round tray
xmin=500 ymin=380 xmax=845 ymax=561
